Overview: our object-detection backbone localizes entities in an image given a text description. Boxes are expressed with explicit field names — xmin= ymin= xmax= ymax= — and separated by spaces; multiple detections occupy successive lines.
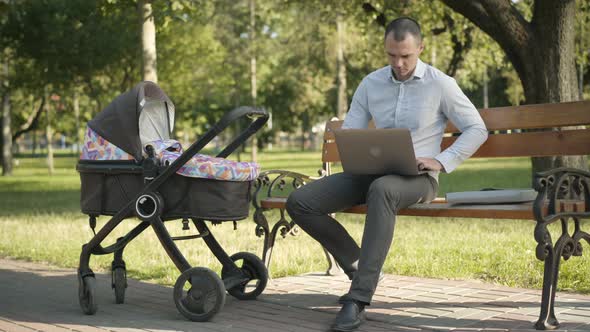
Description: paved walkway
xmin=0 ymin=258 xmax=588 ymax=331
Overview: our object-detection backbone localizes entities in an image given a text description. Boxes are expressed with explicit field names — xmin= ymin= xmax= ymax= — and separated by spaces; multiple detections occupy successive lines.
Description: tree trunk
xmin=32 ymin=129 xmax=37 ymax=157
xmin=336 ymin=12 xmax=347 ymax=120
xmin=430 ymin=38 xmax=437 ymax=67
xmin=45 ymin=88 xmax=54 ymax=175
xmin=300 ymin=112 xmax=309 ymax=151
xmin=14 ymin=100 xmax=42 ymax=141
xmin=1 ymin=59 xmax=12 ymax=176
xmin=1 ymin=85 xmax=12 ymax=176
xmin=74 ymin=89 xmax=81 ymax=154
xmin=138 ymin=0 xmax=158 ymax=83
xmin=578 ymin=61 xmax=584 ymax=100
xmin=528 ymin=0 xmax=586 ymax=173
xmin=439 ymin=0 xmax=587 ymax=174
xmin=482 ymin=68 xmax=489 ymax=108
xmin=249 ymin=0 xmax=258 ymax=162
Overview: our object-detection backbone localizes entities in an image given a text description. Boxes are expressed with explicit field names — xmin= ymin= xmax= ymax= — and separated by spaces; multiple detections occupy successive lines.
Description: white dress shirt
xmin=342 ymin=59 xmax=488 ymax=180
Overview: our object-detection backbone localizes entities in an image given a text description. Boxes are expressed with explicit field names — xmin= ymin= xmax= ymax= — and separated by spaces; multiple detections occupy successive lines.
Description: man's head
xmin=384 ymin=17 xmax=424 ymax=81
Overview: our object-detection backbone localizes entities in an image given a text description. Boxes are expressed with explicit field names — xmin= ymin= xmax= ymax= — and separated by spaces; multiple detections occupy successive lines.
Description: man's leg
xmin=347 ymin=174 xmax=438 ymax=303
xmin=286 ymin=172 xmax=374 ymax=277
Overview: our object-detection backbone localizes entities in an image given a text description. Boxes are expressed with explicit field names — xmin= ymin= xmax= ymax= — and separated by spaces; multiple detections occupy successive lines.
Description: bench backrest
xmin=322 ymin=101 xmax=590 ymax=165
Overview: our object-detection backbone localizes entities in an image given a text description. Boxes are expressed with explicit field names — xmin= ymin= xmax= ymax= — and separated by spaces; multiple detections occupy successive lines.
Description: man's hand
xmin=416 ymin=157 xmax=445 ymax=172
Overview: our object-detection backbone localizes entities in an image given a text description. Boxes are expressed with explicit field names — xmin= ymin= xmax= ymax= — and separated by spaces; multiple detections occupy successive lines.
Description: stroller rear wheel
xmin=173 ymin=267 xmax=225 ymax=322
xmin=78 ymin=274 xmax=98 ymax=315
xmin=112 ymin=267 xmax=127 ymax=304
xmin=222 ymin=252 xmax=268 ymax=300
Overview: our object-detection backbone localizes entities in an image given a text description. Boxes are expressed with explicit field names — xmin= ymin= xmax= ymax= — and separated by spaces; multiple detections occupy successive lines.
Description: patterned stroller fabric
xmin=81 ymin=127 xmax=134 ymax=161
xmin=81 ymin=127 xmax=259 ymax=182
xmin=145 ymin=139 xmax=260 ymax=181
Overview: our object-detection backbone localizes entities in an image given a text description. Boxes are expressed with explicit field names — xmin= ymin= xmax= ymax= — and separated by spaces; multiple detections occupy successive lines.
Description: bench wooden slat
xmin=322 ymin=128 xmax=590 ymax=162
xmin=260 ymin=197 xmax=535 ymax=220
xmin=442 ymin=128 xmax=590 ymax=158
xmin=447 ymin=101 xmax=590 ymax=133
xmin=323 ymin=101 xmax=590 ymax=139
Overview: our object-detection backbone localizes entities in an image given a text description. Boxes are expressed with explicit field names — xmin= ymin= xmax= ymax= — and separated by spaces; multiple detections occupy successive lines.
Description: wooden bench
xmin=251 ymin=101 xmax=590 ymax=330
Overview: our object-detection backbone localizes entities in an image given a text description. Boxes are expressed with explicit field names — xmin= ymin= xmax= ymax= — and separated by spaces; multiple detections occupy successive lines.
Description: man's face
xmin=384 ymin=33 xmax=424 ymax=81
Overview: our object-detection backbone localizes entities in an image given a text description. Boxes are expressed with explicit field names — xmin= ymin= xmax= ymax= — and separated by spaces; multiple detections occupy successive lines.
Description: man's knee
xmin=367 ymin=177 xmax=402 ymax=205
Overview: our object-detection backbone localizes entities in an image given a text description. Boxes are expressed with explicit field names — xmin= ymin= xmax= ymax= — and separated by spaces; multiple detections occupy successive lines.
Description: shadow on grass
xmin=0 ymin=189 xmax=80 ymax=216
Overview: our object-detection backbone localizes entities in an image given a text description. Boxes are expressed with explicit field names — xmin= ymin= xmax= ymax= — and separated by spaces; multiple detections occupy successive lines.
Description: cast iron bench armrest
xmin=252 ymin=169 xmax=316 ymax=209
xmin=251 ymin=169 xmax=322 ymax=269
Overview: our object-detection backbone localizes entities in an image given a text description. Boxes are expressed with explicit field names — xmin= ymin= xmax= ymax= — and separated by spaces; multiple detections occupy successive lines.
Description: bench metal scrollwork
xmin=533 ymin=167 xmax=590 ymax=330
xmin=252 ymin=170 xmax=312 ymax=271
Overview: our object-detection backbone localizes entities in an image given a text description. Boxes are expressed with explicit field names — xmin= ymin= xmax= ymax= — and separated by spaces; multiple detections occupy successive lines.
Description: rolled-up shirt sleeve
xmin=342 ymin=78 xmax=371 ymax=129
xmin=435 ymin=77 xmax=488 ymax=173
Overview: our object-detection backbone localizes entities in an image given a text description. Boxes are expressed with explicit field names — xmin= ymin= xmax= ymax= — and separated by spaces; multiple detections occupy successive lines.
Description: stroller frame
xmin=77 ymin=105 xmax=269 ymax=322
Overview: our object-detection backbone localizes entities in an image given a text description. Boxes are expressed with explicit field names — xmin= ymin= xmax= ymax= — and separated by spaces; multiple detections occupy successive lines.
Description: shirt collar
xmin=389 ymin=59 xmax=426 ymax=82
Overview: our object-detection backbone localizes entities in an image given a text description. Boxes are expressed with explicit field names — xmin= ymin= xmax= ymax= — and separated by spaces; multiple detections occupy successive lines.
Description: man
xmin=286 ymin=17 xmax=488 ymax=332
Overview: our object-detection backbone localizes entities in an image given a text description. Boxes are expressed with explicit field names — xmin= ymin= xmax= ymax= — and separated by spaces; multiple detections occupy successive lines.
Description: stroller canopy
xmin=88 ymin=81 xmax=175 ymax=161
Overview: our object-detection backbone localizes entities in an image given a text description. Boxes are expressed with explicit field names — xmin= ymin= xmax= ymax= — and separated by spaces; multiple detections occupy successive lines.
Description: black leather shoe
xmin=332 ymin=301 xmax=365 ymax=332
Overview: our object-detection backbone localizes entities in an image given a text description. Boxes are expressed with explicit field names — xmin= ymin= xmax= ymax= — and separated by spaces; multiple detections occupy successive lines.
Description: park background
xmin=0 ymin=0 xmax=589 ymax=295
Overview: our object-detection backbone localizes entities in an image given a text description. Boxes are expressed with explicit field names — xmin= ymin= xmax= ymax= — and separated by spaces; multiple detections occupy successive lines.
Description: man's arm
xmin=342 ymin=79 xmax=371 ymax=129
xmin=434 ymin=77 xmax=488 ymax=173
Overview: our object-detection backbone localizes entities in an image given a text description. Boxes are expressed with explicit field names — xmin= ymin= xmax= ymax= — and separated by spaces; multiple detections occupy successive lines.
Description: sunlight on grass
xmin=0 ymin=152 xmax=588 ymax=294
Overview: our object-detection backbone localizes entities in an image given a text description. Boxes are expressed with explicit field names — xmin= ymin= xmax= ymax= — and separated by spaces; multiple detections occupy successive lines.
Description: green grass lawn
xmin=0 ymin=151 xmax=588 ymax=294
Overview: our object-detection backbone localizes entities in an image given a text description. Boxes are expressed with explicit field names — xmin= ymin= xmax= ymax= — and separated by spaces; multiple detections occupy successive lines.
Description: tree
xmin=439 ymin=0 xmax=588 ymax=173
xmin=1 ymin=2 xmax=12 ymax=175
xmin=575 ymin=0 xmax=590 ymax=99
xmin=1 ymin=58 xmax=10 ymax=175
xmin=336 ymin=11 xmax=347 ymax=119
xmin=1 ymin=0 xmax=142 ymax=174
xmin=249 ymin=0 xmax=258 ymax=161
xmin=138 ymin=0 xmax=158 ymax=82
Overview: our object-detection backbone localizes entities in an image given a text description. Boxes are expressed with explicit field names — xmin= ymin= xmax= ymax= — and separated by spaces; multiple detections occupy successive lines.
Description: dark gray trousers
xmin=285 ymin=172 xmax=437 ymax=303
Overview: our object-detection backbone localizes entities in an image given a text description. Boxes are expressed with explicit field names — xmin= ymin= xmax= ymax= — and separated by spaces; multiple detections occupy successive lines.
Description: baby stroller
xmin=76 ymin=81 xmax=269 ymax=321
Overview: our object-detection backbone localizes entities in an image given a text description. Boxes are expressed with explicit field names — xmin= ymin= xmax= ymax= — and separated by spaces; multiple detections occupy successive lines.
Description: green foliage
xmin=0 ymin=0 xmax=143 ymax=152
xmin=1 ymin=0 xmax=590 ymax=158
xmin=3 ymin=0 xmax=138 ymax=88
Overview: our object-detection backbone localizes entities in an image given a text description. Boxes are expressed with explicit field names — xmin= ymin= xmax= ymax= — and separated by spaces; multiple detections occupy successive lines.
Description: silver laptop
xmin=333 ymin=128 xmax=425 ymax=176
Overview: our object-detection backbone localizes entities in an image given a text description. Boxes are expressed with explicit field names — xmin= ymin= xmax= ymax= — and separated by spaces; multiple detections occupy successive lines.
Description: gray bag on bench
xmin=446 ymin=189 xmax=537 ymax=205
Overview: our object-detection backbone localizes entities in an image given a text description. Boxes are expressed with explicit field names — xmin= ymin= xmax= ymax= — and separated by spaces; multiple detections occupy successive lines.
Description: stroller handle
xmin=144 ymin=106 xmax=269 ymax=191
xmin=215 ymin=106 xmax=269 ymax=158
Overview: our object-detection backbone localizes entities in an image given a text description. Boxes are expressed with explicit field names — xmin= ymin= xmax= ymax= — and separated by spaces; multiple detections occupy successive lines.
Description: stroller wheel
xmin=112 ymin=267 xmax=127 ymax=304
xmin=173 ymin=267 xmax=225 ymax=322
xmin=78 ymin=275 xmax=98 ymax=315
xmin=222 ymin=252 xmax=268 ymax=300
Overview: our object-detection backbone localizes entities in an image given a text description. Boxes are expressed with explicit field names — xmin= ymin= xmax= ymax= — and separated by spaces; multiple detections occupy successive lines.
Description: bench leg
xmin=535 ymin=217 xmax=590 ymax=330
xmin=253 ymin=208 xmax=299 ymax=275
xmin=253 ymin=207 xmax=344 ymax=277
xmin=535 ymin=243 xmax=561 ymax=330
xmin=533 ymin=168 xmax=590 ymax=330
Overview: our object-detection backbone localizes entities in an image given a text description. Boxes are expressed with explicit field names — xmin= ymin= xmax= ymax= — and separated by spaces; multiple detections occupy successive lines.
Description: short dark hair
xmin=384 ymin=17 xmax=422 ymax=43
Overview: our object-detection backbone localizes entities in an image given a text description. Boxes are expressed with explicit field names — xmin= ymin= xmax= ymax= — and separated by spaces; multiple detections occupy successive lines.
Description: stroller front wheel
xmin=173 ymin=267 xmax=225 ymax=322
xmin=222 ymin=252 xmax=268 ymax=300
xmin=112 ymin=267 xmax=127 ymax=304
xmin=78 ymin=275 xmax=98 ymax=315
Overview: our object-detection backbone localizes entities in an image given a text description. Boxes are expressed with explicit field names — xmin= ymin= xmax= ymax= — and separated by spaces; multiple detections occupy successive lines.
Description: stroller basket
xmin=79 ymin=160 xmax=253 ymax=221
xmin=76 ymin=81 xmax=269 ymax=322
